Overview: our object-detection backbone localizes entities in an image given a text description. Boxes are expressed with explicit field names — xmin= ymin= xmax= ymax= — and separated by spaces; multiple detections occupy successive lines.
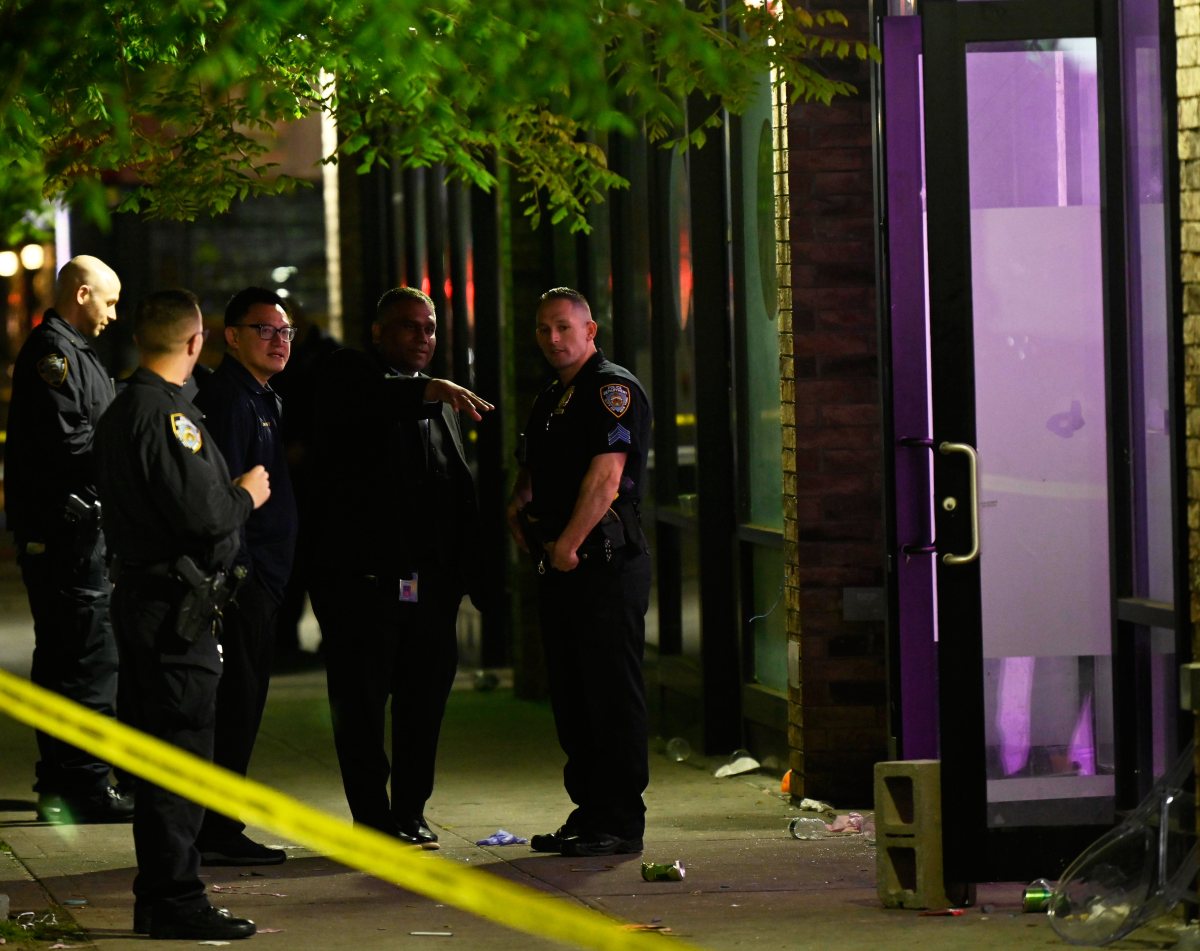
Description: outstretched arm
xmin=423 ymin=378 xmax=495 ymax=422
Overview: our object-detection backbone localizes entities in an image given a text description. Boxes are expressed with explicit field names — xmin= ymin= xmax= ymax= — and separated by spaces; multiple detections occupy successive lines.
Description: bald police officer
xmin=5 ymin=254 xmax=132 ymax=823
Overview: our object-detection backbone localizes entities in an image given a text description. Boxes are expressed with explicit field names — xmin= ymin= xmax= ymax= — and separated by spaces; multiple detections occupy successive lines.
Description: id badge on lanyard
xmin=399 ymin=573 xmax=418 ymax=603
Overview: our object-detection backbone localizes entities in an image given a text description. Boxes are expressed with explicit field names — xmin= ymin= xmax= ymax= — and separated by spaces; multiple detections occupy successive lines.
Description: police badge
xmin=600 ymin=383 xmax=631 ymax=418
xmin=171 ymin=413 xmax=204 ymax=453
xmin=36 ymin=353 xmax=68 ymax=387
xmin=553 ymin=385 xmax=575 ymax=415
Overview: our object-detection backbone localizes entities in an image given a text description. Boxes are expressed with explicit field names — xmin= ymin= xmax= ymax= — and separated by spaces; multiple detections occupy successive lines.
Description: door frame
xmin=920 ymin=0 xmax=1151 ymax=883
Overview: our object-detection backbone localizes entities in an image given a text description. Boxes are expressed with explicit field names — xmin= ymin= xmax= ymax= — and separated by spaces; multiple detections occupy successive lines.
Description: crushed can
xmin=641 ymin=860 xmax=686 ymax=882
xmin=1022 ymin=878 xmax=1053 ymax=913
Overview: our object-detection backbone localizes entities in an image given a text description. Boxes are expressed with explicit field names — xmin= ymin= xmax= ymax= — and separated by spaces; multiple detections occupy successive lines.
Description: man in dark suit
xmin=308 ymin=287 xmax=491 ymax=845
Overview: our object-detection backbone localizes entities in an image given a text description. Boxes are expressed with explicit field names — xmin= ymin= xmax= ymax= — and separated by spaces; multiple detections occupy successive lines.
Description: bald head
xmin=55 ymin=255 xmax=121 ymax=337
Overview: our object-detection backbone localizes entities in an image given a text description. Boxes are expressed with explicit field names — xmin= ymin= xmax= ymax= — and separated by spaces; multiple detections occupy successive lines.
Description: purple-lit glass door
xmin=920 ymin=0 xmax=1119 ymax=883
xmin=964 ymin=37 xmax=1116 ymax=824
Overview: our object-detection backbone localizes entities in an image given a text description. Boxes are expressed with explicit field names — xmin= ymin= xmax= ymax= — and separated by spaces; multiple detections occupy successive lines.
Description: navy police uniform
xmin=309 ymin=347 xmax=478 ymax=838
xmin=95 ymin=367 xmax=254 ymax=923
xmin=523 ymin=349 xmax=651 ymax=842
xmin=193 ymin=356 xmax=296 ymax=849
xmin=4 ymin=309 xmax=121 ymax=807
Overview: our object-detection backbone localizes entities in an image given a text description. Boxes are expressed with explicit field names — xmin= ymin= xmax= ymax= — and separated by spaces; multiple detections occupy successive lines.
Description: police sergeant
xmin=506 ymin=287 xmax=652 ymax=858
xmin=95 ymin=288 xmax=269 ymax=941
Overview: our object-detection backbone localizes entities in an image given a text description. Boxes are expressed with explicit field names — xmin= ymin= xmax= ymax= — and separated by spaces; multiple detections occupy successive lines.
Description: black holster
xmin=172 ymin=555 xmax=240 ymax=643
xmin=61 ymin=493 xmax=103 ymax=567
xmin=517 ymin=508 xmax=553 ymax=555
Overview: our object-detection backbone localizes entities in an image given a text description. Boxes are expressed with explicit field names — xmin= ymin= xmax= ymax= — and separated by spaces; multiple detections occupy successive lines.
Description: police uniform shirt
xmin=195 ymin=355 xmax=298 ymax=598
xmin=4 ymin=310 xmax=114 ymax=540
xmin=94 ymin=366 xmax=252 ymax=573
xmin=525 ymin=349 xmax=650 ymax=526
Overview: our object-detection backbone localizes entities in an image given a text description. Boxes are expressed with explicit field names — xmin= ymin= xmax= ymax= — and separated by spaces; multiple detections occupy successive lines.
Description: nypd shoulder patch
xmin=171 ymin=413 xmax=203 ymax=453
xmin=600 ymin=383 xmax=631 ymax=418
xmin=36 ymin=353 xmax=68 ymax=387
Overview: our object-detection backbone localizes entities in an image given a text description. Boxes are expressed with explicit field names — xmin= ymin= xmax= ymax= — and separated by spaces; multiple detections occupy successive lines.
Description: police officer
xmin=194 ymin=287 xmax=297 ymax=866
xmin=95 ymin=288 xmax=270 ymax=941
xmin=506 ymin=287 xmax=652 ymax=858
xmin=4 ymin=254 xmax=133 ymax=823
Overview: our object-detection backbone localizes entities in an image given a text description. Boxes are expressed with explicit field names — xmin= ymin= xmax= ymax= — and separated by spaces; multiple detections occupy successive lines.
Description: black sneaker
xmin=149 ymin=904 xmax=255 ymax=941
xmin=36 ymin=785 xmax=134 ymax=824
xmin=199 ymin=832 xmax=287 ymax=866
xmin=560 ymin=832 xmax=643 ymax=857
xmin=530 ymin=824 xmax=583 ymax=853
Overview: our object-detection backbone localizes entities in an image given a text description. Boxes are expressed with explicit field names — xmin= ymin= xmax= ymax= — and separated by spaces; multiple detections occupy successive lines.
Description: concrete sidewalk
xmin=0 ymin=571 xmax=1069 ymax=949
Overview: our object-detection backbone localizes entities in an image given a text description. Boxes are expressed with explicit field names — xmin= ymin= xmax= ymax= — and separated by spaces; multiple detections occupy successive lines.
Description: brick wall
xmin=783 ymin=0 xmax=888 ymax=806
xmin=1181 ymin=0 xmax=1200 ymax=648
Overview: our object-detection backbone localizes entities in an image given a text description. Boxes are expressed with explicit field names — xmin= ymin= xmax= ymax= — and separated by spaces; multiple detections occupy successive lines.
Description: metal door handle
xmin=938 ymin=441 xmax=979 ymax=565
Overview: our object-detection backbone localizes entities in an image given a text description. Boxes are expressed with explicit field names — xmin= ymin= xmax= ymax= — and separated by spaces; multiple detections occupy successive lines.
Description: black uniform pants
xmin=537 ymin=548 xmax=651 ymax=839
xmin=199 ymin=571 xmax=280 ymax=844
xmin=310 ymin=572 xmax=460 ymax=834
xmin=19 ymin=534 xmax=118 ymax=796
xmin=112 ymin=578 xmax=221 ymax=918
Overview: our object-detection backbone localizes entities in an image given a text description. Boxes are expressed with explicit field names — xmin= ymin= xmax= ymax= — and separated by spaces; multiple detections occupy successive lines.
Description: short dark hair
xmin=539 ymin=287 xmax=590 ymax=312
xmin=376 ymin=286 xmax=435 ymax=320
xmin=224 ymin=286 xmax=289 ymax=327
xmin=135 ymin=289 xmax=201 ymax=355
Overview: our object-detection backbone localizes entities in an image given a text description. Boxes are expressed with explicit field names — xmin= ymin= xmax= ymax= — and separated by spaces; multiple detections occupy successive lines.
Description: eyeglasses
xmin=238 ymin=323 xmax=296 ymax=342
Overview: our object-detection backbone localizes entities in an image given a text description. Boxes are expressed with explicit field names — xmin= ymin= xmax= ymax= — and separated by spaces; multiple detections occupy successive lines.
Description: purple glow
xmin=883 ymin=16 xmax=939 ymax=761
xmin=1068 ymin=693 xmax=1096 ymax=776
xmin=996 ymin=656 xmax=1033 ymax=776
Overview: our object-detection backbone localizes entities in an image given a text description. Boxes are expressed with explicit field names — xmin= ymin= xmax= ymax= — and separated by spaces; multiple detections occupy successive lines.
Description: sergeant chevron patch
xmin=607 ymin=423 xmax=631 ymax=446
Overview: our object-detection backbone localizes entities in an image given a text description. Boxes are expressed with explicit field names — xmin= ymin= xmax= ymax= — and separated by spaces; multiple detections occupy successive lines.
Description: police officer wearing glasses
xmin=193 ymin=287 xmax=298 ymax=866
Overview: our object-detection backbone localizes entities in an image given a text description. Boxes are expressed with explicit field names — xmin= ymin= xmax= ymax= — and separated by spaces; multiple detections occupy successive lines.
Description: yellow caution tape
xmin=0 ymin=667 xmax=702 ymax=951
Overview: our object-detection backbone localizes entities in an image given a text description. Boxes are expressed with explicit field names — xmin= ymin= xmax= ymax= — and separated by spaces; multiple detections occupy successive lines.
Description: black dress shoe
xmin=560 ymin=832 xmax=643 ymax=857
xmin=199 ymin=832 xmax=287 ymax=866
xmin=394 ymin=815 xmax=438 ymax=844
xmin=36 ymin=785 xmax=134 ymax=824
xmin=132 ymin=903 xmax=151 ymax=935
xmin=149 ymin=904 xmax=255 ymax=940
xmin=530 ymin=824 xmax=583 ymax=853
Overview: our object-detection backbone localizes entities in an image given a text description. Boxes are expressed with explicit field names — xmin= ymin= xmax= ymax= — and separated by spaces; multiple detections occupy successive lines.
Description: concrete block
xmin=874 ymin=759 xmax=940 ymax=834
xmin=874 ymin=760 xmax=950 ymax=910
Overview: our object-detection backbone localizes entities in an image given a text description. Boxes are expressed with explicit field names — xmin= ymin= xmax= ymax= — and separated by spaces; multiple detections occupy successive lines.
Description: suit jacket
xmin=309 ymin=346 xmax=478 ymax=599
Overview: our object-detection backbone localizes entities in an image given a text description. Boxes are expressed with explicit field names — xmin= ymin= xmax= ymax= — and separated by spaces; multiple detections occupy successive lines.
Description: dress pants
xmin=19 ymin=533 xmax=118 ymax=796
xmin=311 ymin=572 xmax=460 ymax=833
xmin=537 ymin=548 xmax=651 ymax=839
xmin=199 ymin=572 xmax=280 ymax=843
xmin=112 ymin=578 xmax=221 ymax=918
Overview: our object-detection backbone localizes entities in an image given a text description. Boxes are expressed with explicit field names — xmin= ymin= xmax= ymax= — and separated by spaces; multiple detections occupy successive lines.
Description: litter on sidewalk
xmin=714 ymin=749 xmax=761 ymax=778
xmin=641 ymin=860 xmax=686 ymax=882
xmin=474 ymin=829 xmax=528 ymax=846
